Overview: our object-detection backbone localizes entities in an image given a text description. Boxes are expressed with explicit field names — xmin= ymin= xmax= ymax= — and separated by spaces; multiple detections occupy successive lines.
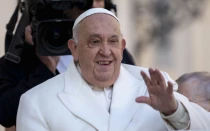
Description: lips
xmin=97 ymin=61 xmax=112 ymax=65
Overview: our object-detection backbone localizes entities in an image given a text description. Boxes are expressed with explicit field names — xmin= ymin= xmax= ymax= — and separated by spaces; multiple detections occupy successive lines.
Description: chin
xmin=95 ymin=76 xmax=117 ymax=88
xmin=97 ymin=81 xmax=114 ymax=88
xmin=97 ymin=73 xmax=116 ymax=81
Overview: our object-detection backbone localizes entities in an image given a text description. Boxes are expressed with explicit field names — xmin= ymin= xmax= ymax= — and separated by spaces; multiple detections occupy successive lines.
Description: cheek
xmin=113 ymin=49 xmax=123 ymax=61
xmin=79 ymin=48 xmax=98 ymax=63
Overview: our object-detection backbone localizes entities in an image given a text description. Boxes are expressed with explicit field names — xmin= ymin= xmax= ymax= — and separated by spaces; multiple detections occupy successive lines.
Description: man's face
xmin=92 ymin=0 xmax=105 ymax=8
xmin=69 ymin=14 xmax=125 ymax=88
xmin=177 ymin=78 xmax=210 ymax=112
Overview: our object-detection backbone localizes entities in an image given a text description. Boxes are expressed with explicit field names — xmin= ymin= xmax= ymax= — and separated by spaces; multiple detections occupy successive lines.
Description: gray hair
xmin=176 ymin=72 xmax=210 ymax=84
xmin=176 ymin=71 xmax=210 ymax=99
xmin=72 ymin=23 xmax=80 ymax=44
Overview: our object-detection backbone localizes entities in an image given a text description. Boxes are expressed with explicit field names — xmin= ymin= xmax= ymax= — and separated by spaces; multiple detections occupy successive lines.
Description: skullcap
xmin=73 ymin=8 xmax=119 ymax=30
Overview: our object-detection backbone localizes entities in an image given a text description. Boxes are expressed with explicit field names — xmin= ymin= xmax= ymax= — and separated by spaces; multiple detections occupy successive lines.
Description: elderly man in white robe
xmin=16 ymin=8 xmax=210 ymax=131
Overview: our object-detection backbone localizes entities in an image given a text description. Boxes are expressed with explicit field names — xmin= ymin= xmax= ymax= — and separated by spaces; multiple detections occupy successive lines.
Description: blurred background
xmin=1 ymin=0 xmax=210 ymax=130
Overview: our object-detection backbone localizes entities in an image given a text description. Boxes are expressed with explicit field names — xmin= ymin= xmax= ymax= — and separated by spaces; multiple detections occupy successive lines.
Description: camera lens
xmin=44 ymin=25 xmax=68 ymax=49
xmin=36 ymin=20 xmax=73 ymax=55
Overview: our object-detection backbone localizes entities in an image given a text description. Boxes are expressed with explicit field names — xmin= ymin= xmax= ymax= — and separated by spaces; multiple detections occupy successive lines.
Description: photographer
xmin=0 ymin=0 xmax=135 ymax=129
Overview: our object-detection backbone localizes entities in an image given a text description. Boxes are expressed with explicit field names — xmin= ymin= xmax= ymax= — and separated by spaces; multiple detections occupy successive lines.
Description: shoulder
xmin=122 ymin=64 xmax=178 ymax=90
xmin=122 ymin=64 xmax=172 ymax=79
xmin=122 ymin=64 xmax=149 ymax=73
xmin=21 ymin=73 xmax=65 ymax=102
xmin=121 ymin=64 xmax=151 ymax=81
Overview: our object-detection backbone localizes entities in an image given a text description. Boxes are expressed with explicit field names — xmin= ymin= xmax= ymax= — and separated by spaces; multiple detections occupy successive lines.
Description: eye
xmin=109 ymin=38 xmax=119 ymax=46
xmin=88 ymin=39 xmax=101 ymax=48
xmin=110 ymin=40 xmax=118 ymax=43
xmin=92 ymin=40 xmax=100 ymax=44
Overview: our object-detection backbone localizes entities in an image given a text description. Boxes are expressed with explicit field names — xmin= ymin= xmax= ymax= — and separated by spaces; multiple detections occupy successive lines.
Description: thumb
xmin=135 ymin=96 xmax=151 ymax=105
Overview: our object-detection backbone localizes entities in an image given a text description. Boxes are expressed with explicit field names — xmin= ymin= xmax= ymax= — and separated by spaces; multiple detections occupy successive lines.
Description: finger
xmin=149 ymin=68 xmax=159 ymax=85
xmin=25 ymin=26 xmax=34 ymax=45
xmin=135 ymin=96 xmax=151 ymax=106
xmin=140 ymin=71 xmax=152 ymax=88
xmin=53 ymin=56 xmax=60 ymax=63
xmin=154 ymin=69 xmax=166 ymax=88
xmin=167 ymin=81 xmax=174 ymax=94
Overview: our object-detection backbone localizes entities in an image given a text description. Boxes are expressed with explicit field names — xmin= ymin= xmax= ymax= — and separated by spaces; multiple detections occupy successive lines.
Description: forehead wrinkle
xmin=76 ymin=14 xmax=122 ymax=42
xmin=88 ymin=33 xmax=121 ymax=40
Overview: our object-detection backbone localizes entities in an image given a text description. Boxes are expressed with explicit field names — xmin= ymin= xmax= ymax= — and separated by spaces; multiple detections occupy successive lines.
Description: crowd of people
xmin=0 ymin=0 xmax=209 ymax=131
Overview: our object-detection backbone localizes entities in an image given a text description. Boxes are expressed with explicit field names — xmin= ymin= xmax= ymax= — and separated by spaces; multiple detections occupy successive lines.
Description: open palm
xmin=136 ymin=68 xmax=178 ymax=115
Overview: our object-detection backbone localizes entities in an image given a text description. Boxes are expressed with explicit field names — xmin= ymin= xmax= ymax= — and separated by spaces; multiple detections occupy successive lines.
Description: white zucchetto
xmin=73 ymin=8 xmax=119 ymax=30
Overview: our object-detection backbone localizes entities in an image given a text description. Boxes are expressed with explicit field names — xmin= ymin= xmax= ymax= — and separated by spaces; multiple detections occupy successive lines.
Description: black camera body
xmin=26 ymin=0 xmax=93 ymax=56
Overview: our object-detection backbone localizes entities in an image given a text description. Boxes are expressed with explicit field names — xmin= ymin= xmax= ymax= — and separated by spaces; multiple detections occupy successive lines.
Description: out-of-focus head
xmin=68 ymin=8 xmax=126 ymax=88
xmin=176 ymin=72 xmax=210 ymax=112
xmin=92 ymin=0 xmax=105 ymax=8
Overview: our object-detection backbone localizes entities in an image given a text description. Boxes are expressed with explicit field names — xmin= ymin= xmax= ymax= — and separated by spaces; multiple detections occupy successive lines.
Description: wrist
xmin=162 ymin=100 xmax=178 ymax=116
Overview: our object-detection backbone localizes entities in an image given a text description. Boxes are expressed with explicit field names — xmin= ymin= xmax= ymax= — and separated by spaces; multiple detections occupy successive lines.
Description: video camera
xmin=5 ymin=0 xmax=93 ymax=63
xmin=5 ymin=0 xmax=117 ymax=63
xmin=27 ymin=0 xmax=93 ymax=56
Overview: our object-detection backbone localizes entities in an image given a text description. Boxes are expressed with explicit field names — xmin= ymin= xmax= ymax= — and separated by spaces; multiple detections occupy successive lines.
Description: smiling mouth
xmin=97 ymin=61 xmax=112 ymax=65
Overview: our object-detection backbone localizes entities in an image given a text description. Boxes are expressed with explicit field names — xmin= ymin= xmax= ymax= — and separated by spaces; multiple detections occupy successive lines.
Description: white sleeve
xmin=161 ymin=72 xmax=210 ymax=130
xmin=161 ymin=92 xmax=210 ymax=130
xmin=161 ymin=100 xmax=190 ymax=130
xmin=16 ymin=94 xmax=49 ymax=131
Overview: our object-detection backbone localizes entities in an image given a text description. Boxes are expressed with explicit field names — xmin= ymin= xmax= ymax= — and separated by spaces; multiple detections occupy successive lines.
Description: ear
xmin=121 ymin=38 xmax=126 ymax=53
xmin=68 ymin=39 xmax=79 ymax=61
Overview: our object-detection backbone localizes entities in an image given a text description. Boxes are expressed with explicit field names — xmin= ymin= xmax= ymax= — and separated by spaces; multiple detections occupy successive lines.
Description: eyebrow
xmin=88 ymin=34 xmax=120 ymax=39
xmin=88 ymin=34 xmax=101 ymax=39
xmin=109 ymin=35 xmax=120 ymax=39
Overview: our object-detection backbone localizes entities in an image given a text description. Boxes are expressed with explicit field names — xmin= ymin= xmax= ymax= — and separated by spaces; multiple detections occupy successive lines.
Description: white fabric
xmin=76 ymin=63 xmax=113 ymax=112
xmin=161 ymin=100 xmax=190 ymax=129
xmin=73 ymin=8 xmax=119 ymax=30
xmin=56 ymin=55 xmax=73 ymax=73
xmin=93 ymin=87 xmax=113 ymax=112
xmin=16 ymin=60 xmax=210 ymax=131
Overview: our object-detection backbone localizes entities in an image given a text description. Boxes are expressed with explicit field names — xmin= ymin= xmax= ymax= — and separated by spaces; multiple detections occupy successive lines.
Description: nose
xmin=99 ymin=43 xmax=111 ymax=57
xmin=92 ymin=1 xmax=103 ymax=8
xmin=92 ymin=2 xmax=100 ymax=8
xmin=92 ymin=2 xmax=97 ymax=8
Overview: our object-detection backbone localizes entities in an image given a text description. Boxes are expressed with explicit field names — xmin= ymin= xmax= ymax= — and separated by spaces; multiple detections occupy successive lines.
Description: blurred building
xmin=114 ymin=0 xmax=210 ymax=80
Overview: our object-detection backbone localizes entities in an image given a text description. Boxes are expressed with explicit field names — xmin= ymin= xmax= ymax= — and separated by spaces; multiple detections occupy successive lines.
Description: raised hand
xmin=136 ymin=68 xmax=178 ymax=116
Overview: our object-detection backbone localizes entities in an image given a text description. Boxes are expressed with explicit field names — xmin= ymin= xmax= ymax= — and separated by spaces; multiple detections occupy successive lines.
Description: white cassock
xmin=16 ymin=59 xmax=210 ymax=131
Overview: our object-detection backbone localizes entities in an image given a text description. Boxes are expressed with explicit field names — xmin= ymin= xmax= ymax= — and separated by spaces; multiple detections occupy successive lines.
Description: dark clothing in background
xmin=122 ymin=49 xmax=136 ymax=65
xmin=0 ymin=44 xmax=55 ymax=127
xmin=0 ymin=43 xmax=135 ymax=127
